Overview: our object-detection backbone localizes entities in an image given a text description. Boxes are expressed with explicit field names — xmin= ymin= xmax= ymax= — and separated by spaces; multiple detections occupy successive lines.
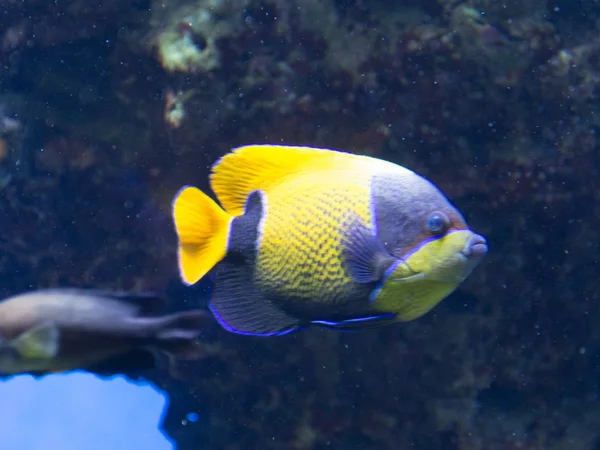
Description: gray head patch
xmin=370 ymin=171 xmax=465 ymax=258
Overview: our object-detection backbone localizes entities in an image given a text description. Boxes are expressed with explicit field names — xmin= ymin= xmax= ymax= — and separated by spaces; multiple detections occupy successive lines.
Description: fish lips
xmin=457 ymin=233 xmax=488 ymax=278
xmin=460 ymin=233 xmax=488 ymax=260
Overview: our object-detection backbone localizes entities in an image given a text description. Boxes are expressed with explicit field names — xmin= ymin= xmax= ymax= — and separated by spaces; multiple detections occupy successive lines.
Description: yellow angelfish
xmin=172 ymin=145 xmax=487 ymax=336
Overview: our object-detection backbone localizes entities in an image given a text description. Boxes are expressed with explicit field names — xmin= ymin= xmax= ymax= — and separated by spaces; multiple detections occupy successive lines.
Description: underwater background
xmin=0 ymin=0 xmax=598 ymax=449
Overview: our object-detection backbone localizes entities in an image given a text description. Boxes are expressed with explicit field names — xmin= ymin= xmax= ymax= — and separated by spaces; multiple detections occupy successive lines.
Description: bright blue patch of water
xmin=0 ymin=371 xmax=175 ymax=450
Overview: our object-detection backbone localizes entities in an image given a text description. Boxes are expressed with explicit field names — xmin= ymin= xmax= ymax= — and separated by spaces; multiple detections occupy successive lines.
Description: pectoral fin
xmin=12 ymin=322 xmax=60 ymax=360
xmin=342 ymin=219 xmax=398 ymax=284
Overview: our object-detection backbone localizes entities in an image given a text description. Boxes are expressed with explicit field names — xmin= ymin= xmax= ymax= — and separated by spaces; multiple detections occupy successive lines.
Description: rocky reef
xmin=0 ymin=0 xmax=599 ymax=449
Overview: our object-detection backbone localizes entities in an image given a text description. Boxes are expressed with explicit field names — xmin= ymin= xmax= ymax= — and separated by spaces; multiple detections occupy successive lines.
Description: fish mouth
xmin=460 ymin=234 xmax=488 ymax=259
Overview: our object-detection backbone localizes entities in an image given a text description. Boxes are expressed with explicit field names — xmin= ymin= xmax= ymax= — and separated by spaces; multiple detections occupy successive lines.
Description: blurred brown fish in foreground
xmin=0 ymin=288 xmax=209 ymax=377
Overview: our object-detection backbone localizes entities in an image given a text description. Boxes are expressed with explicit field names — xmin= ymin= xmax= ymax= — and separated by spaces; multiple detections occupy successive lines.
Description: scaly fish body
xmin=172 ymin=145 xmax=488 ymax=336
xmin=256 ymin=173 xmax=372 ymax=306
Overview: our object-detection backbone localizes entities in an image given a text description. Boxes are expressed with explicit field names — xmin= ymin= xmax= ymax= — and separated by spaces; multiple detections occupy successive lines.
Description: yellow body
xmin=255 ymin=172 xmax=371 ymax=303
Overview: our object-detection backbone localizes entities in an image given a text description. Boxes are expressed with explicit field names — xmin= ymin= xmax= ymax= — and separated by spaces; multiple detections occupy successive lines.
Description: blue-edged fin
xmin=209 ymin=191 xmax=303 ymax=336
xmin=12 ymin=322 xmax=60 ymax=360
xmin=210 ymin=144 xmax=364 ymax=215
xmin=210 ymin=262 xmax=303 ymax=336
xmin=172 ymin=186 xmax=233 ymax=286
xmin=342 ymin=220 xmax=398 ymax=284
xmin=311 ymin=313 xmax=398 ymax=331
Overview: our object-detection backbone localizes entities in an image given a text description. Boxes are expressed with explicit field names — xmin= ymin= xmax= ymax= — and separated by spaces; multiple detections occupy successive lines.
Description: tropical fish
xmin=172 ymin=145 xmax=488 ymax=336
xmin=0 ymin=288 xmax=208 ymax=376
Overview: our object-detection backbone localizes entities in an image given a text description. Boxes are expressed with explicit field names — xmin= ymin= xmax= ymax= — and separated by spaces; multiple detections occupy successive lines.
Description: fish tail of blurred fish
xmin=145 ymin=309 xmax=209 ymax=360
xmin=172 ymin=185 xmax=233 ymax=286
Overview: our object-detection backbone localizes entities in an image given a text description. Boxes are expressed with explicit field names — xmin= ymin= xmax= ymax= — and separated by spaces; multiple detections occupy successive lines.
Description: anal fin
xmin=210 ymin=260 xmax=303 ymax=336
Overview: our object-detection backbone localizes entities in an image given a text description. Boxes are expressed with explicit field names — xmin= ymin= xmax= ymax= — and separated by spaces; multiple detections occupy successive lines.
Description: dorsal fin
xmin=95 ymin=291 xmax=167 ymax=316
xmin=209 ymin=145 xmax=364 ymax=216
xmin=42 ymin=289 xmax=167 ymax=316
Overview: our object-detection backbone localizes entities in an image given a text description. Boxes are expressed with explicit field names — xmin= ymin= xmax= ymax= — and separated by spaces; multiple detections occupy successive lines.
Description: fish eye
xmin=426 ymin=211 xmax=449 ymax=235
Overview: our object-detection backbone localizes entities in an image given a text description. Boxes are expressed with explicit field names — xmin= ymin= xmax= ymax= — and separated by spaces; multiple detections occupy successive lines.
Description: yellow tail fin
xmin=172 ymin=186 xmax=232 ymax=285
